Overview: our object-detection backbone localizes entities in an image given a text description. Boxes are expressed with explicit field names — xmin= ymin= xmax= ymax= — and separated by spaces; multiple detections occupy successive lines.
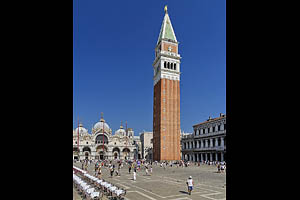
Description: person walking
xmin=129 ymin=163 xmax=132 ymax=174
xmin=145 ymin=165 xmax=149 ymax=176
xmin=133 ymin=167 xmax=137 ymax=181
xmin=97 ymin=165 xmax=102 ymax=179
xmin=150 ymin=165 xmax=153 ymax=175
xmin=117 ymin=163 xmax=121 ymax=176
xmin=186 ymin=176 xmax=194 ymax=195
xmin=110 ymin=165 xmax=114 ymax=178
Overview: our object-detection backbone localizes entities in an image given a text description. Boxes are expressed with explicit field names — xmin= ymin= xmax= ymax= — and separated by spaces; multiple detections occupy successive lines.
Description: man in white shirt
xmin=186 ymin=176 xmax=194 ymax=195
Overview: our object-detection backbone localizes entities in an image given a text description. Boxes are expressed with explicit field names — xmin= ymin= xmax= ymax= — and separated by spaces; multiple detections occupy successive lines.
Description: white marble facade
xmin=73 ymin=116 xmax=141 ymax=161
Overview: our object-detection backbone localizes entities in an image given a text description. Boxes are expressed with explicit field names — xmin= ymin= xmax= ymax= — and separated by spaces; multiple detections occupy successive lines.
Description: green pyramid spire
xmin=157 ymin=6 xmax=177 ymax=45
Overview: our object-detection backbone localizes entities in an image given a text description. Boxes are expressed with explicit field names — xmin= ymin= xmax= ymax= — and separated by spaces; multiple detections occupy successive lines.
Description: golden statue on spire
xmin=164 ymin=5 xmax=168 ymax=13
xmin=100 ymin=112 xmax=105 ymax=122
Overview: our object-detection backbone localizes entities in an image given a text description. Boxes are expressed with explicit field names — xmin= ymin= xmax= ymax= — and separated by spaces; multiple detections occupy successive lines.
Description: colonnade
xmin=183 ymin=152 xmax=225 ymax=162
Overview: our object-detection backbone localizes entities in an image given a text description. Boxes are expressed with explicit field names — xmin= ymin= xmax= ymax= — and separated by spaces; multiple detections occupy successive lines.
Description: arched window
xmin=83 ymin=146 xmax=91 ymax=153
xmin=167 ymin=62 xmax=170 ymax=69
xmin=171 ymin=63 xmax=173 ymax=69
xmin=95 ymin=134 xmax=109 ymax=144
xmin=164 ymin=62 xmax=166 ymax=68
xmin=174 ymin=64 xmax=176 ymax=70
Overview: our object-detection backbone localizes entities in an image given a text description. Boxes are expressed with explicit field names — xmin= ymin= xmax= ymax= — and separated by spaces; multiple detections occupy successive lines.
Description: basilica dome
xmin=74 ymin=123 xmax=89 ymax=136
xmin=94 ymin=121 xmax=110 ymax=132
xmin=115 ymin=124 xmax=126 ymax=136
xmin=93 ymin=115 xmax=111 ymax=134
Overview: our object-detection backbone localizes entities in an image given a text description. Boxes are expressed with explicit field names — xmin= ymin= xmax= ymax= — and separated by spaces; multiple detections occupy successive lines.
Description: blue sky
xmin=73 ymin=0 xmax=226 ymax=135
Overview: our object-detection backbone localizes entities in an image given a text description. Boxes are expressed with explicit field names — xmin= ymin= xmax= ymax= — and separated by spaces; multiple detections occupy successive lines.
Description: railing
xmin=182 ymin=146 xmax=225 ymax=151
xmin=194 ymin=130 xmax=226 ymax=138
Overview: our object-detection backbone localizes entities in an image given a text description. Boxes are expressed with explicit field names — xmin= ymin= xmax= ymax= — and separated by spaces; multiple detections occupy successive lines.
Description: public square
xmin=73 ymin=161 xmax=226 ymax=200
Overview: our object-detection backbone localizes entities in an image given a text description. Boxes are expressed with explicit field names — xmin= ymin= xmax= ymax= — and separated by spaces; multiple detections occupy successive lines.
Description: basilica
xmin=73 ymin=115 xmax=141 ymax=161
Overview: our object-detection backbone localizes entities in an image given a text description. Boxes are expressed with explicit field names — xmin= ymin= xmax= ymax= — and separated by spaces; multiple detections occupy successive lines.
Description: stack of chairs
xmin=73 ymin=172 xmax=101 ymax=199
xmin=73 ymin=166 xmax=87 ymax=174
xmin=73 ymin=165 xmax=126 ymax=200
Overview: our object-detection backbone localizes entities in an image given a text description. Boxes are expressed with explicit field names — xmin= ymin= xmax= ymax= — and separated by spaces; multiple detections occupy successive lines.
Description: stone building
xmin=140 ymin=131 xmax=153 ymax=160
xmin=153 ymin=6 xmax=181 ymax=161
xmin=181 ymin=114 xmax=226 ymax=162
xmin=73 ymin=115 xmax=141 ymax=161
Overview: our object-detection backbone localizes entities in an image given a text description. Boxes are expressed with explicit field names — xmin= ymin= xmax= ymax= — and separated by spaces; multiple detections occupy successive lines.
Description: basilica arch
xmin=112 ymin=147 xmax=120 ymax=159
xmin=96 ymin=145 xmax=108 ymax=160
xmin=122 ymin=148 xmax=130 ymax=160
xmin=82 ymin=146 xmax=91 ymax=160
xmin=95 ymin=134 xmax=109 ymax=144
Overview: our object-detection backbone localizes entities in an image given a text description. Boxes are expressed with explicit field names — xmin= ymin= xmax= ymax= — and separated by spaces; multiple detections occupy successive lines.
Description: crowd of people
xmin=73 ymin=158 xmax=225 ymax=196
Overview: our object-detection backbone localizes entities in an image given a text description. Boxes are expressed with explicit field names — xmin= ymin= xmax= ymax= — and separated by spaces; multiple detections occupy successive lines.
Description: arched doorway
xmin=85 ymin=152 xmax=89 ymax=160
xmin=73 ymin=147 xmax=79 ymax=160
xmin=82 ymin=146 xmax=91 ymax=160
xmin=112 ymin=147 xmax=120 ymax=160
xmin=96 ymin=145 xmax=107 ymax=160
xmin=122 ymin=148 xmax=130 ymax=160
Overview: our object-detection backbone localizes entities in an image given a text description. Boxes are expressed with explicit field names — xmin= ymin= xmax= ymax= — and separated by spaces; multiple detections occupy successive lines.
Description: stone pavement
xmin=73 ymin=162 xmax=226 ymax=200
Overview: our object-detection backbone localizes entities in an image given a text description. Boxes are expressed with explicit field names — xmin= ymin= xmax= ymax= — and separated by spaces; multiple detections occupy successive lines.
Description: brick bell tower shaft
xmin=153 ymin=6 xmax=182 ymax=161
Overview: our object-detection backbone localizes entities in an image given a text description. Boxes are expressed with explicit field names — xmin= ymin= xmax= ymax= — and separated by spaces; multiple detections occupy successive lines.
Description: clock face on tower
xmin=168 ymin=46 xmax=172 ymax=52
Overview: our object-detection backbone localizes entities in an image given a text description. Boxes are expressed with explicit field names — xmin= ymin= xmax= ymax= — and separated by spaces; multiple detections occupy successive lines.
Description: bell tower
xmin=153 ymin=6 xmax=181 ymax=161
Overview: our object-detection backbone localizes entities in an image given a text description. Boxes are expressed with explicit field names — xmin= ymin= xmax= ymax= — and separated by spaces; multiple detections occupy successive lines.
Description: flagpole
xmin=77 ymin=118 xmax=79 ymax=155
xmin=101 ymin=112 xmax=104 ymax=159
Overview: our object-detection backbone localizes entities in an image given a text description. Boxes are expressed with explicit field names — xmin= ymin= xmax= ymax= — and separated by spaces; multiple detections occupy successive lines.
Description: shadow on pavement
xmin=179 ymin=191 xmax=189 ymax=194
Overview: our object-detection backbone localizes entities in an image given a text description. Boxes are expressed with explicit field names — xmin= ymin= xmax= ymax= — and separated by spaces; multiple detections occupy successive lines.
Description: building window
xmin=164 ymin=62 xmax=166 ymax=68
xmin=174 ymin=64 xmax=176 ymax=70
xmin=213 ymin=126 xmax=215 ymax=132
xmin=224 ymin=124 xmax=226 ymax=130
xmin=75 ymin=142 xmax=77 ymax=144
xmin=86 ymin=142 xmax=88 ymax=144
xmin=218 ymin=125 xmax=221 ymax=131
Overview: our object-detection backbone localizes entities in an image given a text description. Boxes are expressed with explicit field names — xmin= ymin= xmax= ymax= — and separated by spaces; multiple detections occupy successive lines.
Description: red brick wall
xmin=153 ymin=78 xmax=181 ymax=161
xmin=162 ymin=42 xmax=178 ymax=54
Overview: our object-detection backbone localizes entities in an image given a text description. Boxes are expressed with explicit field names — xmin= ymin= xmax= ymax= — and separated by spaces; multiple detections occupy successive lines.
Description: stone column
xmin=221 ymin=137 xmax=224 ymax=148
xmin=210 ymin=138 xmax=213 ymax=148
xmin=205 ymin=140 xmax=208 ymax=148
xmin=200 ymin=153 xmax=203 ymax=162
xmin=215 ymin=152 xmax=218 ymax=161
xmin=205 ymin=153 xmax=208 ymax=161
xmin=221 ymin=152 xmax=224 ymax=162
xmin=210 ymin=153 xmax=212 ymax=161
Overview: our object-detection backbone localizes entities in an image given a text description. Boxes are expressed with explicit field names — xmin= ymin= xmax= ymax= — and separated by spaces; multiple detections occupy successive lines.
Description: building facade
xmin=153 ymin=6 xmax=181 ymax=161
xmin=140 ymin=131 xmax=153 ymax=160
xmin=73 ymin=115 xmax=141 ymax=161
xmin=181 ymin=114 xmax=226 ymax=162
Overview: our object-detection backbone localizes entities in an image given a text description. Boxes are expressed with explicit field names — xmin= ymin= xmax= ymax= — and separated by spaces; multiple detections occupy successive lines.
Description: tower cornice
xmin=152 ymin=53 xmax=181 ymax=66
